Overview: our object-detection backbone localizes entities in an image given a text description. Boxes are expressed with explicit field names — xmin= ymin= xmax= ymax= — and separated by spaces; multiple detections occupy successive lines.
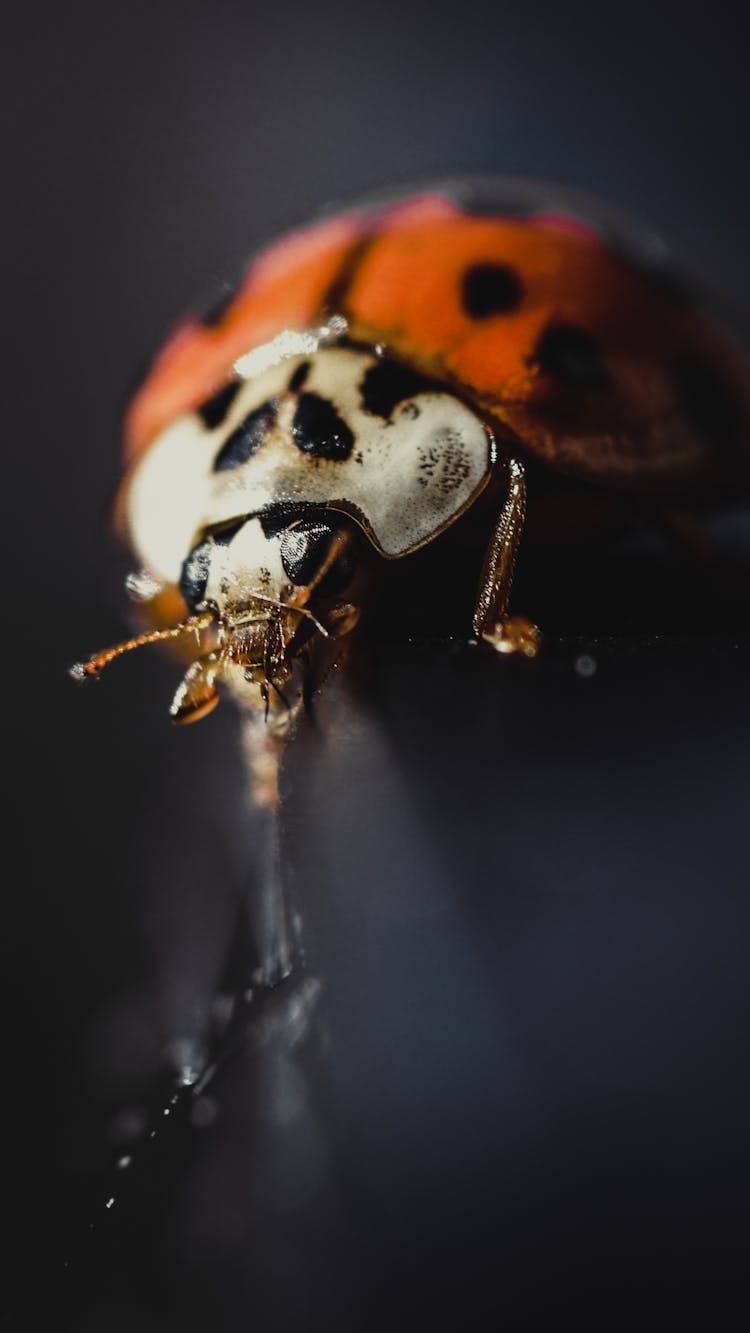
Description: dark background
xmin=6 ymin=2 xmax=750 ymax=1328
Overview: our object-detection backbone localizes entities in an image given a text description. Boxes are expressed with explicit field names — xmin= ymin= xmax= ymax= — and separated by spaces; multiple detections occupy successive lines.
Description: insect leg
xmin=473 ymin=455 xmax=541 ymax=657
xmin=169 ymin=651 xmax=224 ymax=723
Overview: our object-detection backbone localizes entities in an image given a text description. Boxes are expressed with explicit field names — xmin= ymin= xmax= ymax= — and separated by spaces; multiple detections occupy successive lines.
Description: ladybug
xmin=73 ymin=176 xmax=750 ymax=747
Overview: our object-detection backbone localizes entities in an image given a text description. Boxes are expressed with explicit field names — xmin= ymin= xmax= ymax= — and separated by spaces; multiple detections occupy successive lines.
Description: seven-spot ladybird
xmin=73 ymin=176 xmax=750 ymax=782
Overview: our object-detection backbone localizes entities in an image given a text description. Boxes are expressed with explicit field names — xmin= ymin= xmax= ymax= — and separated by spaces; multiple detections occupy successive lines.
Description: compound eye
xmin=280 ymin=517 xmax=355 ymax=594
xmin=179 ymin=538 xmax=213 ymax=610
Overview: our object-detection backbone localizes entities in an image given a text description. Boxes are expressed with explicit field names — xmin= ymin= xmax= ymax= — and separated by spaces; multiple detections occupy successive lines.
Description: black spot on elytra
xmin=288 ymin=361 xmax=311 ymax=393
xmin=179 ymin=539 xmax=213 ymax=610
xmin=461 ymin=262 xmax=523 ymax=318
xmin=321 ymin=233 xmax=377 ymax=317
xmin=534 ymin=324 xmax=612 ymax=390
xmin=292 ymin=393 xmax=354 ymax=460
xmin=213 ymin=400 xmax=278 ymax=472
xmin=673 ymin=353 xmax=746 ymax=452
xmin=197 ymin=379 xmax=242 ymax=430
xmin=360 ymin=360 xmax=438 ymax=418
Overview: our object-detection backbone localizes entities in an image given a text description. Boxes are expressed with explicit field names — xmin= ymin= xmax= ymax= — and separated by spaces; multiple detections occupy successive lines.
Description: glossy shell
xmin=124 ymin=177 xmax=750 ymax=494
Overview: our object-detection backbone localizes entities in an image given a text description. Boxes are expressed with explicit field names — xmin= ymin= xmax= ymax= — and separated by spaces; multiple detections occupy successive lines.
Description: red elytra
xmin=123 ymin=180 xmax=750 ymax=492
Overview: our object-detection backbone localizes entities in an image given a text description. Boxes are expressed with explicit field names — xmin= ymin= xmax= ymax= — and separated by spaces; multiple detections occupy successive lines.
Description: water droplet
xmin=575 ymin=653 xmax=597 ymax=678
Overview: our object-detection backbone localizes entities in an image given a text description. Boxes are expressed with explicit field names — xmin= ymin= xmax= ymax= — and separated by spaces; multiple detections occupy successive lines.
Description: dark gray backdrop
xmin=6 ymin=3 xmax=750 ymax=1329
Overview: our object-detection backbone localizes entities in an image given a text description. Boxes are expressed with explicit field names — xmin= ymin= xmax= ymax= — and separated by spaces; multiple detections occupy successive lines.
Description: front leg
xmin=473 ymin=455 xmax=541 ymax=657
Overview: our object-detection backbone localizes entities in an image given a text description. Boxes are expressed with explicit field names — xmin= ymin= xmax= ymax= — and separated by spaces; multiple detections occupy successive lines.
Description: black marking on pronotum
xmin=213 ymin=400 xmax=278 ymax=472
xmin=360 ymin=360 xmax=438 ymax=418
xmin=461 ymin=263 xmax=523 ymax=318
xmin=320 ymin=232 xmax=377 ymax=318
xmin=288 ymin=361 xmax=311 ymax=393
xmin=291 ymin=393 xmax=354 ymax=461
xmin=673 ymin=353 xmax=745 ymax=454
xmin=197 ymin=379 xmax=243 ymax=430
xmin=533 ymin=323 xmax=612 ymax=390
